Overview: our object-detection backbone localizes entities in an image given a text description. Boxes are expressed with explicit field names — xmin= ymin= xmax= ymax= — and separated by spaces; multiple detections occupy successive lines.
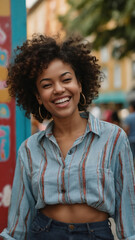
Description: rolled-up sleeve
xmin=0 ymin=148 xmax=37 ymax=239
xmin=114 ymin=132 xmax=135 ymax=239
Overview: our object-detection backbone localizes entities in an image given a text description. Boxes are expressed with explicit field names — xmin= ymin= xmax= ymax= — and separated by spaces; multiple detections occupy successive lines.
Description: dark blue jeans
xmin=28 ymin=212 xmax=114 ymax=240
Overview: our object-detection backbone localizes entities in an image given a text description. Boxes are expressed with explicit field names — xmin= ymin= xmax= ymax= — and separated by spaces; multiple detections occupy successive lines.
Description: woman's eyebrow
xmin=61 ymin=72 xmax=72 ymax=77
xmin=40 ymin=78 xmax=51 ymax=83
xmin=40 ymin=72 xmax=72 ymax=83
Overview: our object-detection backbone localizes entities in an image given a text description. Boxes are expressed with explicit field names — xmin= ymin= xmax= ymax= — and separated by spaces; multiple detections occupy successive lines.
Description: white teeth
xmin=54 ymin=97 xmax=70 ymax=104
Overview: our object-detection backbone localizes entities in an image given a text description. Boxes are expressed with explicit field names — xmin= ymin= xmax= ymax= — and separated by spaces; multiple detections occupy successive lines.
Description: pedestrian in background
xmin=111 ymin=111 xmax=121 ymax=127
xmin=0 ymin=34 xmax=135 ymax=240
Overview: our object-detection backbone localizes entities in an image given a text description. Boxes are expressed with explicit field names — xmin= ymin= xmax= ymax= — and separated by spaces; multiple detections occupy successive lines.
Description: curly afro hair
xmin=7 ymin=34 xmax=102 ymax=122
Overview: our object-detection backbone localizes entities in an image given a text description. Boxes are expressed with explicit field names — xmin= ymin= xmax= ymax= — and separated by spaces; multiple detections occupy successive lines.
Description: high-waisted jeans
xmin=28 ymin=211 xmax=114 ymax=240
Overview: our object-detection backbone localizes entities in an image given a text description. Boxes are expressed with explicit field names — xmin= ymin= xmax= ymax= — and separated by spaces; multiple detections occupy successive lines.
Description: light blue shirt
xmin=0 ymin=112 xmax=135 ymax=239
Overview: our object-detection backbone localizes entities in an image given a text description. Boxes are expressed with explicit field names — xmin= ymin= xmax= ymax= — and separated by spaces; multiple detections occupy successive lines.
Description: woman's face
xmin=36 ymin=59 xmax=82 ymax=120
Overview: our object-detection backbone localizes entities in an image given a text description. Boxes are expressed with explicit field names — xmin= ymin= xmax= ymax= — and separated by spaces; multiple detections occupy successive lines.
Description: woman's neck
xmin=53 ymin=112 xmax=87 ymax=138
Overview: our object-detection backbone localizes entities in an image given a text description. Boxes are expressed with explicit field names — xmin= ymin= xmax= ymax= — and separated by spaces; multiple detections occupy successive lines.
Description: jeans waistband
xmin=37 ymin=211 xmax=111 ymax=232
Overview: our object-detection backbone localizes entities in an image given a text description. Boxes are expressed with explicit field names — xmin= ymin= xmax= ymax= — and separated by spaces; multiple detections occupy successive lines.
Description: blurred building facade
xmin=94 ymin=45 xmax=135 ymax=105
xmin=27 ymin=0 xmax=68 ymax=38
xmin=27 ymin=0 xmax=135 ymax=112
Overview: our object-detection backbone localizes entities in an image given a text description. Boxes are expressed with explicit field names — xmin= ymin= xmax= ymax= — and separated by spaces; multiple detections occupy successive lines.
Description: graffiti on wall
xmin=0 ymin=17 xmax=11 ymax=104
xmin=0 ymin=185 xmax=11 ymax=207
xmin=0 ymin=0 xmax=16 ymax=231
xmin=0 ymin=27 xmax=7 ymax=44
xmin=0 ymin=126 xmax=10 ymax=161
xmin=0 ymin=48 xmax=8 ymax=66
xmin=0 ymin=104 xmax=10 ymax=119
xmin=0 ymin=17 xmax=11 ymax=162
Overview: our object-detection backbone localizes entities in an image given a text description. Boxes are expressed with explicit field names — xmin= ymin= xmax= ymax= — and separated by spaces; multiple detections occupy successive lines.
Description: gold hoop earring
xmin=39 ymin=105 xmax=44 ymax=120
xmin=80 ymin=92 xmax=86 ymax=106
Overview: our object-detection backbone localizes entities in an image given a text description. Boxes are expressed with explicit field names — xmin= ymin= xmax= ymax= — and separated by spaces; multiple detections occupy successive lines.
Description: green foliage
xmin=59 ymin=0 xmax=135 ymax=58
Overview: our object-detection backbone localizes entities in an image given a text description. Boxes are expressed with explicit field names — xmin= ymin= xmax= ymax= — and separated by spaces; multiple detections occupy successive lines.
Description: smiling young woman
xmin=0 ymin=34 xmax=135 ymax=240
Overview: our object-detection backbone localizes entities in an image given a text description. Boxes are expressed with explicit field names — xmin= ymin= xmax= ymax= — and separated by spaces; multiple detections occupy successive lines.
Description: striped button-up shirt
xmin=1 ymin=112 xmax=135 ymax=239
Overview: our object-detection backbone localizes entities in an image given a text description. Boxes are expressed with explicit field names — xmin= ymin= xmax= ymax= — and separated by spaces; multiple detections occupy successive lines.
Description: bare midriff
xmin=40 ymin=204 xmax=109 ymax=223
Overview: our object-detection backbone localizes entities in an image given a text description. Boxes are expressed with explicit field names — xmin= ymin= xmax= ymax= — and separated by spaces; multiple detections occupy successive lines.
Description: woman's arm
xmin=0 ymin=147 xmax=37 ymax=239
xmin=114 ymin=132 xmax=135 ymax=239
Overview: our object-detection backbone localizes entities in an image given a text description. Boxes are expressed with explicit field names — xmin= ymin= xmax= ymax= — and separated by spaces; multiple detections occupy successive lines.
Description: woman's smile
xmin=52 ymin=96 xmax=71 ymax=108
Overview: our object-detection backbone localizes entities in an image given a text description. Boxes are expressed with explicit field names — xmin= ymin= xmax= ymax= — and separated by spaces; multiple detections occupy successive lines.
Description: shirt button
xmin=68 ymin=150 xmax=72 ymax=155
xmin=61 ymin=189 xmax=66 ymax=193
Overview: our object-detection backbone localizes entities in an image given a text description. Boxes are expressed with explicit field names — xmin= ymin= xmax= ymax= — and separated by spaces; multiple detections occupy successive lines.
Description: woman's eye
xmin=63 ymin=78 xmax=71 ymax=82
xmin=42 ymin=84 xmax=52 ymax=88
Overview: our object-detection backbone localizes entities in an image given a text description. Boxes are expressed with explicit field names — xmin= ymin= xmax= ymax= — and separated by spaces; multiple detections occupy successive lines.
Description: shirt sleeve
xmin=0 ymin=148 xmax=37 ymax=240
xmin=114 ymin=131 xmax=135 ymax=239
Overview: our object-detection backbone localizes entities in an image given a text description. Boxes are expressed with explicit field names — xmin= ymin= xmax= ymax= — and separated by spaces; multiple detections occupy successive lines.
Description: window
xmin=102 ymin=67 xmax=109 ymax=89
xmin=114 ymin=63 xmax=121 ymax=88
xmin=100 ymin=47 xmax=109 ymax=63
xmin=132 ymin=60 xmax=135 ymax=79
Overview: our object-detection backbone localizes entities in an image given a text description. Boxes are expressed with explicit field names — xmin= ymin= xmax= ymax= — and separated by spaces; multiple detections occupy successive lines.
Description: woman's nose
xmin=53 ymin=83 xmax=65 ymax=94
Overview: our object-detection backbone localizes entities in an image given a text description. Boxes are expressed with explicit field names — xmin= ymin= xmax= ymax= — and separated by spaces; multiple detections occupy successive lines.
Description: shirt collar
xmin=80 ymin=111 xmax=101 ymax=137
xmin=37 ymin=111 xmax=101 ymax=143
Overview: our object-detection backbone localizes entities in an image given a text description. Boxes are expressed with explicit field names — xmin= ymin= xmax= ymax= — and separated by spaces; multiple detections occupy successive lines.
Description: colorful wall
xmin=0 ymin=0 xmax=31 ymax=231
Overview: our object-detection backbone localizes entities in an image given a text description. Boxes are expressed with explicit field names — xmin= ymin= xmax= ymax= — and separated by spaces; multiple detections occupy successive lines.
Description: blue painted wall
xmin=11 ymin=0 xmax=31 ymax=152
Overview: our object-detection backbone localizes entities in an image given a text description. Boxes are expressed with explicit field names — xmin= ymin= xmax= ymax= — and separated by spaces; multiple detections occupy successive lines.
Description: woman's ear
xmin=35 ymin=93 xmax=42 ymax=105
